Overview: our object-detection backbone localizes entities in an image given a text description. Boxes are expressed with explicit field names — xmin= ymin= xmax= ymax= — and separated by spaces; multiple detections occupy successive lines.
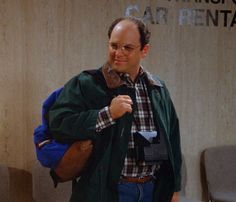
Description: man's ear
xmin=141 ymin=44 xmax=150 ymax=58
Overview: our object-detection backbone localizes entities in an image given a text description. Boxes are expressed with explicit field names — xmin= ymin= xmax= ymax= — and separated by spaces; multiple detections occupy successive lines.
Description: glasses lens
xmin=109 ymin=43 xmax=140 ymax=54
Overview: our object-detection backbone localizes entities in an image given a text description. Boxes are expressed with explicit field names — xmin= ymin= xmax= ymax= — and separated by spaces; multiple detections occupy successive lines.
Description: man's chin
xmin=110 ymin=64 xmax=126 ymax=73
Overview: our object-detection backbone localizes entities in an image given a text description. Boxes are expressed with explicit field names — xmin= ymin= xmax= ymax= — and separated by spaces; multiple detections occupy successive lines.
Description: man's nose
xmin=115 ymin=47 xmax=124 ymax=56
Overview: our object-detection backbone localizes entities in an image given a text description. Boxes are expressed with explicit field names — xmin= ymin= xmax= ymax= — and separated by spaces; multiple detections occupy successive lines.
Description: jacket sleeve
xmin=163 ymin=83 xmax=182 ymax=192
xmin=49 ymin=74 xmax=100 ymax=143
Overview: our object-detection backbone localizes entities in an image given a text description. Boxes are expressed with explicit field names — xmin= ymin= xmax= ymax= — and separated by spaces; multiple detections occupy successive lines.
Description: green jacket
xmin=49 ymin=64 xmax=182 ymax=202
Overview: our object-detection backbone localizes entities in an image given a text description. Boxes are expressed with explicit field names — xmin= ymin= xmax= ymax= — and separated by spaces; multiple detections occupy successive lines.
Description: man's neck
xmin=127 ymin=66 xmax=141 ymax=82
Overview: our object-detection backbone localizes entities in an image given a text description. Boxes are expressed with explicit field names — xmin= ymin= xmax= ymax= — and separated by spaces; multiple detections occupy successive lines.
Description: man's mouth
xmin=114 ymin=59 xmax=127 ymax=64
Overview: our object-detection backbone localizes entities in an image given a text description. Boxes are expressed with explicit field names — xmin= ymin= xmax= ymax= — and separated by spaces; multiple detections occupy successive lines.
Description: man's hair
xmin=108 ymin=16 xmax=151 ymax=50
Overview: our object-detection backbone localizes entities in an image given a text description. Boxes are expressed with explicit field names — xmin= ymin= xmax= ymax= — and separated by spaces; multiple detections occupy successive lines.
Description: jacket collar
xmin=101 ymin=62 xmax=163 ymax=89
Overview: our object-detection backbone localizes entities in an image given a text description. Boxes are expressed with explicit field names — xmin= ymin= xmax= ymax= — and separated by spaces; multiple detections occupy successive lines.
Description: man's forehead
xmin=110 ymin=20 xmax=140 ymax=43
xmin=113 ymin=20 xmax=137 ymax=31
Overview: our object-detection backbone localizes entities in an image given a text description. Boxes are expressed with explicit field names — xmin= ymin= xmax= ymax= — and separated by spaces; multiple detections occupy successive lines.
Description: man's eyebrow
xmin=109 ymin=42 xmax=136 ymax=46
xmin=124 ymin=43 xmax=135 ymax=47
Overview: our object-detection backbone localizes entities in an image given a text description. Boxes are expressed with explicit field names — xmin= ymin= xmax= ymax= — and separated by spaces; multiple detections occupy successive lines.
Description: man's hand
xmin=109 ymin=95 xmax=133 ymax=119
xmin=171 ymin=192 xmax=180 ymax=202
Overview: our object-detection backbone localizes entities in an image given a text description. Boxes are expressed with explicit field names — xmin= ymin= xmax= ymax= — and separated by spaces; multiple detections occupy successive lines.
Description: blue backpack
xmin=34 ymin=70 xmax=106 ymax=186
xmin=34 ymin=87 xmax=93 ymax=187
xmin=34 ymin=88 xmax=93 ymax=187
xmin=34 ymin=88 xmax=70 ymax=169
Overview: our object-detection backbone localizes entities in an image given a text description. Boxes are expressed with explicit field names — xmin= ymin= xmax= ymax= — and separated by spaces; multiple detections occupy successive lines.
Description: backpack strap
xmin=83 ymin=68 xmax=117 ymax=99
xmin=83 ymin=68 xmax=105 ymax=86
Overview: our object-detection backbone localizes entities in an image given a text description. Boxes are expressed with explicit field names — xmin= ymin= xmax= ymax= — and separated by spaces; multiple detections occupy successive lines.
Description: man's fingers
xmin=122 ymin=103 xmax=132 ymax=113
xmin=126 ymin=105 xmax=133 ymax=113
xmin=109 ymin=99 xmax=133 ymax=119
xmin=121 ymin=98 xmax=133 ymax=105
xmin=116 ymin=95 xmax=133 ymax=104
xmin=117 ymin=95 xmax=132 ymax=100
xmin=109 ymin=95 xmax=134 ymax=119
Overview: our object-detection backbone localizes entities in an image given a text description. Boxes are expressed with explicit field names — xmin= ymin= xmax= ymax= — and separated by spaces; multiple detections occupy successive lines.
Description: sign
xmin=126 ymin=1 xmax=236 ymax=27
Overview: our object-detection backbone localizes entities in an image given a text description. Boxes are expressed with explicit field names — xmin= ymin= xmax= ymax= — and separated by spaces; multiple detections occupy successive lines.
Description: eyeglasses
xmin=109 ymin=42 xmax=141 ymax=55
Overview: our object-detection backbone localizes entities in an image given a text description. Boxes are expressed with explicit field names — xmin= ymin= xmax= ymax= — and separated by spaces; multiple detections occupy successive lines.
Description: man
xmin=49 ymin=17 xmax=182 ymax=202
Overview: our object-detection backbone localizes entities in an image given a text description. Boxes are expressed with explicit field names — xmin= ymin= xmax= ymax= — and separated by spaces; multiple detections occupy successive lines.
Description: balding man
xmin=49 ymin=17 xmax=182 ymax=202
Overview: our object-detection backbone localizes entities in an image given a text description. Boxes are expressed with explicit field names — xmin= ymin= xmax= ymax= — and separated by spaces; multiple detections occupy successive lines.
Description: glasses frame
xmin=109 ymin=42 xmax=141 ymax=55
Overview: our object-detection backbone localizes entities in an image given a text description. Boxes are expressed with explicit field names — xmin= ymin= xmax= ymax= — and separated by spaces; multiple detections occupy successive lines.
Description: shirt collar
xmin=102 ymin=62 xmax=163 ymax=89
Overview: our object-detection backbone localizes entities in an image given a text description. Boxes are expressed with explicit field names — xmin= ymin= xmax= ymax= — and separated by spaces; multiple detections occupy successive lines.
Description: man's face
xmin=108 ymin=20 xmax=149 ymax=78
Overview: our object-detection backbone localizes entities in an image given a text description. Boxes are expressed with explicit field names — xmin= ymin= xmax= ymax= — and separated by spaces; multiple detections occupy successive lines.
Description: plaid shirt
xmin=96 ymin=69 xmax=158 ymax=177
